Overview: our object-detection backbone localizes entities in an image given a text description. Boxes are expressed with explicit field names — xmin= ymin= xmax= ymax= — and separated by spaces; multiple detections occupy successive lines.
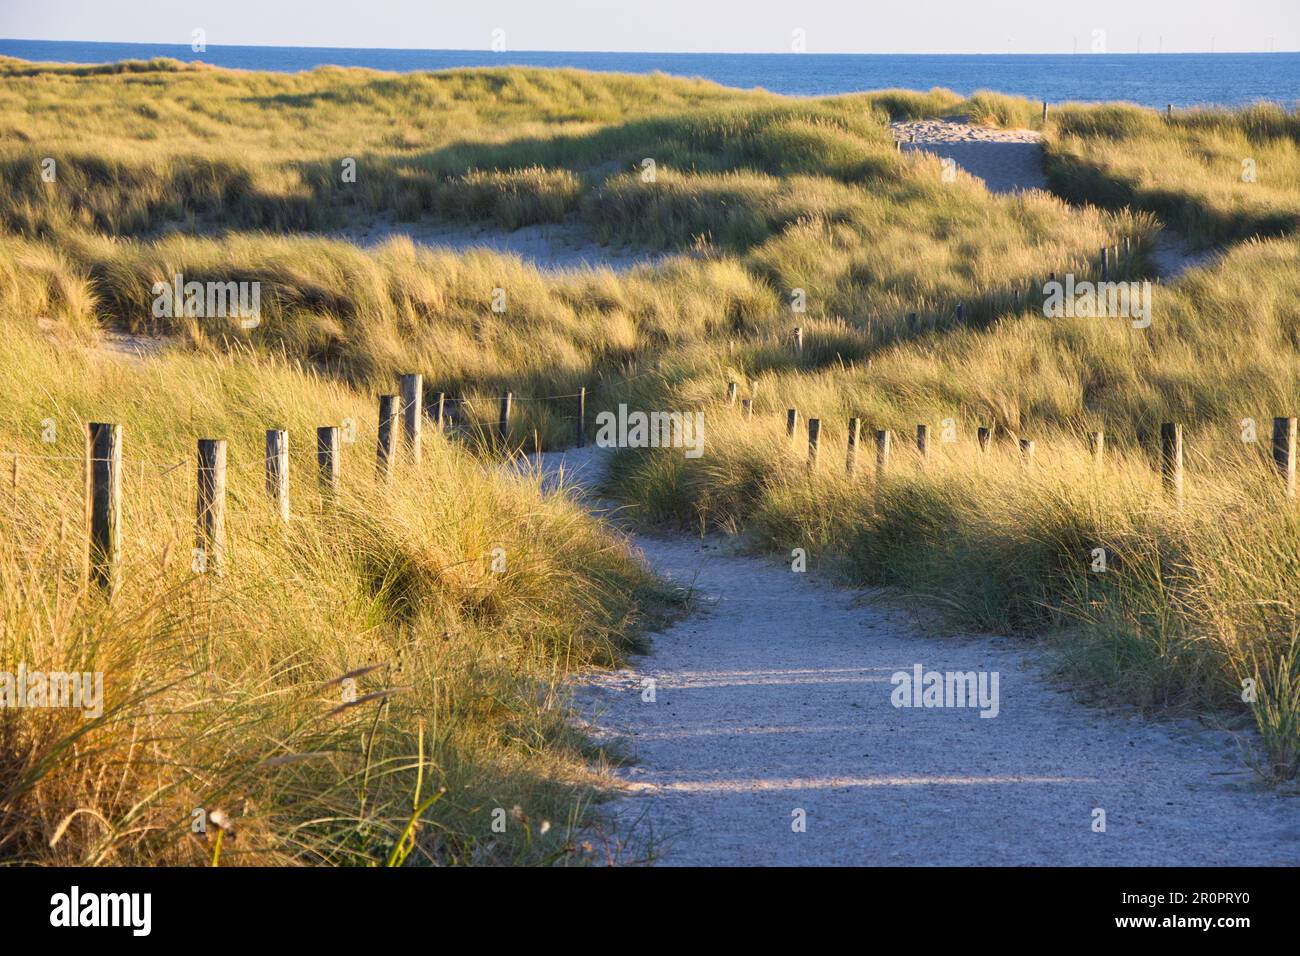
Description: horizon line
xmin=1 ymin=36 xmax=1295 ymax=57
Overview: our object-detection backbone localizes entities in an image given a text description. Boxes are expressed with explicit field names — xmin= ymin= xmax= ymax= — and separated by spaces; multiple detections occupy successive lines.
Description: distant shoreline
xmin=3 ymin=38 xmax=1296 ymax=107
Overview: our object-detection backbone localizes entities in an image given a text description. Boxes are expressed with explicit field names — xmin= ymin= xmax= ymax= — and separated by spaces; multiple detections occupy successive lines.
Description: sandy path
xmin=536 ymin=448 xmax=1300 ymax=866
xmin=893 ymin=119 xmax=1219 ymax=280
xmin=326 ymin=216 xmax=662 ymax=273
xmin=893 ymin=119 xmax=1047 ymax=195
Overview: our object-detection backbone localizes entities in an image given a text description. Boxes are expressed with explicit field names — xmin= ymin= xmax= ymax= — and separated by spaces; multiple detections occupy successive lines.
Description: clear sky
xmin=1 ymin=0 xmax=1296 ymax=54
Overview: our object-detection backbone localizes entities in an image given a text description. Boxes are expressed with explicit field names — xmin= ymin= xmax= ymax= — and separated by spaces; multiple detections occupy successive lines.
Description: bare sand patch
xmin=533 ymin=447 xmax=1299 ymax=866
xmin=892 ymin=119 xmax=1048 ymax=195
xmin=327 ymin=216 xmax=664 ymax=273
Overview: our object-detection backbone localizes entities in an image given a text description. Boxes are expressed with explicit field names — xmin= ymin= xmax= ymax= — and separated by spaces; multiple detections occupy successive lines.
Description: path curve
xmin=539 ymin=448 xmax=1300 ymax=866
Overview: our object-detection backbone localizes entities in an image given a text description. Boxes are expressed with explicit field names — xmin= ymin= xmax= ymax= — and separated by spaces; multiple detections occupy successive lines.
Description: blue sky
xmin=1 ymin=0 xmax=1296 ymax=53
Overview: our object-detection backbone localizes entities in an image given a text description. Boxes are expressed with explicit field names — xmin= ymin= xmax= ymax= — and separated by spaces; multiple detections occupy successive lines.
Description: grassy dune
xmin=1044 ymin=102 xmax=1300 ymax=246
xmin=609 ymin=232 xmax=1300 ymax=777
xmin=0 ymin=299 xmax=672 ymax=865
xmin=2 ymin=57 xmax=1298 ymax=870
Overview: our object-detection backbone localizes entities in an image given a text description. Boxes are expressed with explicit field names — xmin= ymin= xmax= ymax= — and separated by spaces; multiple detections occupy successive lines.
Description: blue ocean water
xmin=0 ymin=38 xmax=1296 ymax=108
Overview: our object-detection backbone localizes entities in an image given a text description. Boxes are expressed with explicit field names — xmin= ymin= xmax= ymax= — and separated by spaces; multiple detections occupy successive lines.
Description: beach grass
xmin=2 ymin=57 xmax=1299 ymax=870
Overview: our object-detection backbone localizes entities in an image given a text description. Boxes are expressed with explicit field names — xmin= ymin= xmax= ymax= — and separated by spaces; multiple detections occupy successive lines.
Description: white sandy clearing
xmin=531 ymin=447 xmax=1300 ymax=866
xmin=893 ymin=119 xmax=1048 ymax=195
xmin=326 ymin=215 xmax=663 ymax=273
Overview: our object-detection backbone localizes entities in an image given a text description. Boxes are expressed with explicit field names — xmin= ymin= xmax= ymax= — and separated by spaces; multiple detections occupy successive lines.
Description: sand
xmin=892 ymin=119 xmax=1048 ymax=194
xmin=325 ymin=215 xmax=663 ymax=273
xmin=534 ymin=446 xmax=1300 ymax=867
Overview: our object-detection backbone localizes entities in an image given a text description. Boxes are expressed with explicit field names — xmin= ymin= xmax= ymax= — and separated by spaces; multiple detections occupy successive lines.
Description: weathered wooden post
xmin=916 ymin=424 xmax=929 ymax=460
xmin=741 ymin=398 xmax=753 ymax=420
xmin=86 ymin=422 xmax=122 ymax=597
xmin=807 ymin=419 xmax=821 ymax=468
xmin=846 ymin=417 xmax=861 ymax=475
xmin=1160 ymin=422 xmax=1183 ymax=501
xmin=786 ymin=408 xmax=799 ymax=441
xmin=875 ymin=429 xmax=891 ymax=477
xmin=498 ymin=391 xmax=513 ymax=446
xmin=1100 ymin=246 xmax=1109 ymax=281
xmin=1089 ymin=430 xmax=1105 ymax=468
xmin=196 ymin=438 xmax=227 ymax=575
xmin=1272 ymin=416 xmax=1297 ymax=498
xmin=1020 ymin=438 xmax=1035 ymax=463
xmin=317 ymin=426 xmax=341 ymax=497
xmin=1042 ymin=100 xmax=1049 ymax=123
xmin=977 ymin=426 xmax=993 ymax=453
xmin=726 ymin=381 xmax=737 ymax=406
xmin=576 ymin=386 xmax=587 ymax=447
xmin=377 ymin=394 xmax=399 ymax=482
xmin=434 ymin=391 xmax=447 ymax=431
xmin=266 ymin=429 xmax=289 ymax=522
xmin=399 ymin=373 xmax=423 ymax=464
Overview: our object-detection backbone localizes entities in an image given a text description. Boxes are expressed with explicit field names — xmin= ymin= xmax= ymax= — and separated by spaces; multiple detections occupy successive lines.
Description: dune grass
xmin=0 ymin=303 xmax=677 ymax=865
xmin=2 ymin=56 xmax=1299 ymax=873
xmin=1044 ymin=101 xmax=1300 ymax=248
xmin=608 ymin=232 xmax=1300 ymax=778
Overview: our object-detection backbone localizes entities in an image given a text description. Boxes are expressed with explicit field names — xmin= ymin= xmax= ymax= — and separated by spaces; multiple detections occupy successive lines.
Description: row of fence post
xmin=81 ymin=371 xmax=596 ymax=596
xmin=66 ymin=388 xmax=1300 ymax=598
xmin=725 ymin=388 xmax=1298 ymax=503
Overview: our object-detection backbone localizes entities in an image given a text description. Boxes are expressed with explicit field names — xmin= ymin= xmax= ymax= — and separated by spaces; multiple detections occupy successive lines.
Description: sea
xmin=0 ymin=39 xmax=1296 ymax=108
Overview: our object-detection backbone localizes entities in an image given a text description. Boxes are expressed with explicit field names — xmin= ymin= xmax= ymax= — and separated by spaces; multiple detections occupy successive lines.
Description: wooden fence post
xmin=875 ymin=429 xmax=891 ymax=478
xmin=741 ymin=398 xmax=753 ymax=420
xmin=977 ymin=426 xmax=993 ymax=454
xmin=1160 ymin=422 xmax=1183 ymax=501
xmin=916 ymin=424 xmax=929 ymax=460
xmin=196 ymin=438 xmax=227 ymax=575
xmin=266 ymin=429 xmax=289 ymax=522
xmin=807 ymin=419 xmax=820 ymax=467
xmin=1042 ymin=101 xmax=1048 ymax=123
xmin=1100 ymin=246 xmax=1109 ymax=281
xmin=576 ymin=386 xmax=587 ymax=448
xmin=317 ymin=426 xmax=340 ymax=497
xmin=726 ymin=381 xmax=737 ymax=406
xmin=434 ymin=392 xmax=446 ymax=431
xmin=498 ymin=391 xmax=513 ymax=446
xmin=846 ymin=417 xmax=861 ymax=475
xmin=786 ymin=408 xmax=799 ymax=441
xmin=86 ymin=422 xmax=122 ymax=597
xmin=377 ymin=394 xmax=399 ymax=482
xmin=1089 ymin=430 xmax=1105 ymax=468
xmin=1272 ymin=416 xmax=1297 ymax=498
xmin=399 ymin=373 xmax=423 ymax=465
xmin=1019 ymin=438 xmax=1035 ymax=463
